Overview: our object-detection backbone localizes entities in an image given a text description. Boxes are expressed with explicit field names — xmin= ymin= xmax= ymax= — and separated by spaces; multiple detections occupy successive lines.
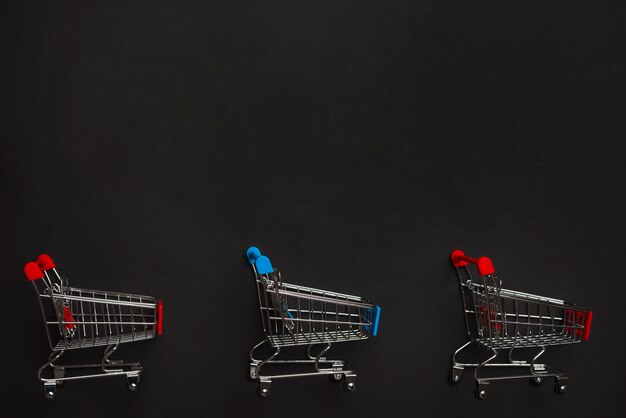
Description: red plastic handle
xmin=24 ymin=262 xmax=44 ymax=281
xmin=582 ymin=311 xmax=593 ymax=341
xmin=450 ymin=250 xmax=495 ymax=276
xmin=36 ymin=254 xmax=56 ymax=271
xmin=156 ymin=300 xmax=163 ymax=336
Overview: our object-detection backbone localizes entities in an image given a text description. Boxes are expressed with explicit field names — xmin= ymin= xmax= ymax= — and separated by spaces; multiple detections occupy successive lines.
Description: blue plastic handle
xmin=246 ymin=247 xmax=262 ymax=265
xmin=255 ymin=256 xmax=274 ymax=275
xmin=370 ymin=306 xmax=381 ymax=337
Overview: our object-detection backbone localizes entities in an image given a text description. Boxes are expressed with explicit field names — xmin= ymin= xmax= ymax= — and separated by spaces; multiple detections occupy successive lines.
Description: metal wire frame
xmin=254 ymin=268 xmax=377 ymax=347
xmin=248 ymin=259 xmax=379 ymax=397
xmin=450 ymin=261 xmax=591 ymax=400
xmin=457 ymin=267 xmax=589 ymax=349
xmin=30 ymin=265 xmax=161 ymax=399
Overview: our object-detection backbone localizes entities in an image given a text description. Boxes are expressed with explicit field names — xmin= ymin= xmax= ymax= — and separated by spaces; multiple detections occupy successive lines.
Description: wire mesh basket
xmin=449 ymin=249 xmax=592 ymax=400
xmin=25 ymin=254 xmax=162 ymax=399
xmin=246 ymin=246 xmax=380 ymax=397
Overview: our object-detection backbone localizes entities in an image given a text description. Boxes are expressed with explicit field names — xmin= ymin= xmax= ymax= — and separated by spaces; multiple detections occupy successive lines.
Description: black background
xmin=3 ymin=1 xmax=625 ymax=417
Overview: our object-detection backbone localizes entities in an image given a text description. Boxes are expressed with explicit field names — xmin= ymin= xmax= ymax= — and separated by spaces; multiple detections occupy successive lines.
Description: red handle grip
xmin=156 ymin=300 xmax=163 ymax=336
xmin=582 ymin=311 xmax=593 ymax=341
xmin=36 ymin=254 xmax=56 ymax=271
xmin=24 ymin=262 xmax=44 ymax=281
xmin=450 ymin=249 xmax=495 ymax=276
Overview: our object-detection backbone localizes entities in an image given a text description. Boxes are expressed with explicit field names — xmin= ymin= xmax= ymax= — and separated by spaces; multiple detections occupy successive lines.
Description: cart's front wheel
xmin=554 ymin=377 xmax=568 ymax=395
xmin=475 ymin=382 xmax=489 ymax=401
xmin=531 ymin=376 xmax=544 ymax=385
xmin=554 ymin=382 xmax=568 ymax=395
xmin=249 ymin=367 xmax=258 ymax=380
xmin=344 ymin=381 xmax=356 ymax=392
xmin=331 ymin=373 xmax=343 ymax=382
xmin=258 ymin=386 xmax=270 ymax=398
xmin=475 ymin=387 xmax=487 ymax=400
xmin=127 ymin=375 xmax=140 ymax=392
xmin=44 ymin=384 xmax=56 ymax=400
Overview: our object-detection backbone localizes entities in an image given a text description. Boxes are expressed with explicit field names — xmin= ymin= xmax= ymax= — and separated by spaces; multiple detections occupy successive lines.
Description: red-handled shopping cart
xmin=25 ymin=254 xmax=162 ymax=399
xmin=449 ymin=249 xmax=592 ymax=400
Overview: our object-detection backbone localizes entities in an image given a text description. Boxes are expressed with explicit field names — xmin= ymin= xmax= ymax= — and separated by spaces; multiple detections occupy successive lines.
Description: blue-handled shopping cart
xmin=246 ymin=247 xmax=381 ymax=397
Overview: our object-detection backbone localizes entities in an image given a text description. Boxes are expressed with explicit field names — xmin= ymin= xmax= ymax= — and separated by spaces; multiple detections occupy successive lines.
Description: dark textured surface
xmin=3 ymin=1 xmax=624 ymax=416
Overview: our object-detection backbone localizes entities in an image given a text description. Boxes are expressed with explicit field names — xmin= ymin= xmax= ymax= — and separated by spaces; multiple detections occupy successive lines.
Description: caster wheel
xmin=249 ymin=370 xmax=257 ymax=380
xmin=554 ymin=382 xmax=568 ymax=395
xmin=344 ymin=381 xmax=356 ymax=392
xmin=44 ymin=385 xmax=56 ymax=400
xmin=331 ymin=373 xmax=343 ymax=382
xmin=475 ymin=387 xmax=487 ymax=400
xmin=257 ymin=386 xmax=270 ymax=398
xmin=127 ymin=376 xmax=140 ymax=392
xmin=450 ymin=367 xmax=463 ymax=384
xmin=554 ymin=377 xmax=568 ymax=395
xmin=531 ymin=376 xmax=544 ymax=385
xmin=475 ymin=383 xmax=488 ymax=401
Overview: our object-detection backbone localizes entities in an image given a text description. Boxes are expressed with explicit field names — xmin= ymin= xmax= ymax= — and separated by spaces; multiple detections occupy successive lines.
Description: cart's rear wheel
xmin=450 ymin=367 xmax=463 ymax=384
xmin=249 ymin=366 xmax=258 ymax=380
xmin=531 ymin=376 xmax=544 ymax=385
xmin=344 ymin=381 xmax=356 ymax=392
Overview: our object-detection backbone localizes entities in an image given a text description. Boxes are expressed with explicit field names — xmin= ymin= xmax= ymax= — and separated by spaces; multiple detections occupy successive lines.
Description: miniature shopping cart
xmin=246 ymin=247 xmax=381 ymax=397
xmin=449 ymin=249 xmax=592 ymax=400
xmin=24 ymin=254 xmax=163 ymax=399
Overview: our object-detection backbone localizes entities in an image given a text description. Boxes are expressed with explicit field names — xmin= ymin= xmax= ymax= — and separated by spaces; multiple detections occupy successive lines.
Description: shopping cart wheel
xmin=44 ymin=383 xmax=56 ymax=400
xmin=450 ymin=366 xmax=463 ymax=384
xmin=530 ymin=376 xmax=544 ymax=385
xmin=330 ymin=373 xmax=343 ymax=382
xmin=258 ymin=381 xmax=271 ymax=398
xmin=554 ymin=377 xmax=568 ymax=395
xmin=343 ymin=374 xmax=357 ymax=392
xmin=475 ymin=382 xmax=489 ymax=400
xmin=127 ymin=375 xmax=141 ymax=392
